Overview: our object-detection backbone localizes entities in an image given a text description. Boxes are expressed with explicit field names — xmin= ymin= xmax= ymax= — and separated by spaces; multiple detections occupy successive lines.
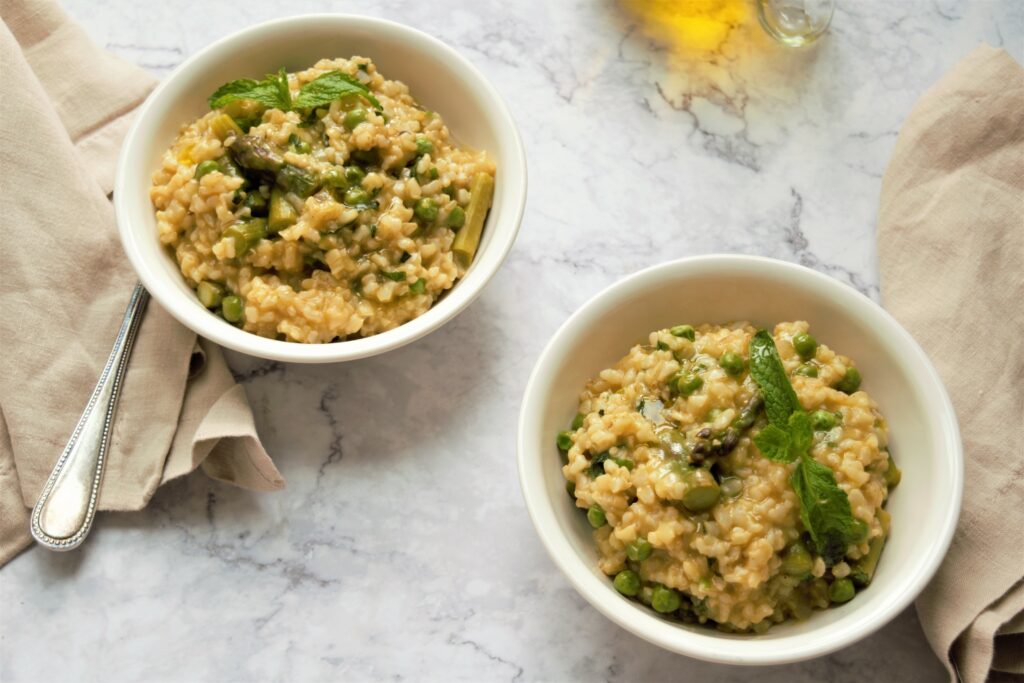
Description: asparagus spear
xmin=209 ymin=113 xmax=243 ymax=141
xmin=228 ymin=135 xmax=284 ymax=172
xmin=850 ymin=534 xmax=885 ymax=587
xmin=452 ymin=172 xmax=494 ymax=268
xmin=268 ymin=188 xmax=298 ymax=233
xmin=691 ymin=393 xmax=764 ymax=462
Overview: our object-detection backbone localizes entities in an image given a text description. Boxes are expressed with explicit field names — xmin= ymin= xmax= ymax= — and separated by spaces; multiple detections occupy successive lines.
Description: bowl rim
xmin=516 ymin=254 xmax=963 ymax=665
xmin=115 ymin=13 xmax=527 ymax=363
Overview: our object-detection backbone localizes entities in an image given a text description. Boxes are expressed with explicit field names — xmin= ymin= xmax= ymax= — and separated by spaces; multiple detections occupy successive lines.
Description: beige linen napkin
xmin=878 ymin=45 xmax=1024 ymax=682
xmin=0 ymin=0 xmax=284 ymax=567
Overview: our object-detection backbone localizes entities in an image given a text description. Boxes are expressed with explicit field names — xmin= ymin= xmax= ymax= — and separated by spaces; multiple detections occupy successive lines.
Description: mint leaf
xmin=748 ymin=329 xmax=860 ymax=566
xmin=749 ymin=330 xmax=802 ymax=429
xmin=753 ymin=424 xmax=794 ymax=462
xmin=272 ymin=67 xmax=292 ymax=111
xmin=294 ymin=70 xmax=382 ymax=111
xmin=208 ymin=77 xmax=287 ymax=110
xmin=787 ymin=411 xmax=813 ymax=460
xmin=791 ymin=454 xmax=861 ymax=565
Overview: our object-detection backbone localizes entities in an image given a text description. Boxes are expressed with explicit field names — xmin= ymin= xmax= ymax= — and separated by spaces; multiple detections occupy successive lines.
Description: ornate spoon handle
xmin=30 ymin=284 xmax=149 ymax=550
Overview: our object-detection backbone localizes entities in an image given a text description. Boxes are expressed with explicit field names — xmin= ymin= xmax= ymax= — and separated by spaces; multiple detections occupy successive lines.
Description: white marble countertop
xmin=4 ymin=1 xmax=1022 ymax=681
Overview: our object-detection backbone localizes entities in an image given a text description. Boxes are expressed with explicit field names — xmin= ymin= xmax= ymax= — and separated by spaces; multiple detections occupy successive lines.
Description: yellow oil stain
xmin=620 ymin=0 xmax=754 ymax=56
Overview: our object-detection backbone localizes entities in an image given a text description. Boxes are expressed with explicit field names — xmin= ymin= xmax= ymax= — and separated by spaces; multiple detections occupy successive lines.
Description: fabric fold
xmin=877 ymin=44 xmax=1024 ymax=683
xmin=0 ymin=0 xmax=283 ymax=568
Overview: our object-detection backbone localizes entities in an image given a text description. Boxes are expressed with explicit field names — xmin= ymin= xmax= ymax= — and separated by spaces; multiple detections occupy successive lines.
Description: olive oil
xmin=756 ymin=0 xmax=835 ymax=47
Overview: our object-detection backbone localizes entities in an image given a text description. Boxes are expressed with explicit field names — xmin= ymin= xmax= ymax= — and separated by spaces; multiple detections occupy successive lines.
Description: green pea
xmin=626 ymin=538 xmax=653 ymax=562
xmin=794 ymin=363 xmax=818 ymax=378
xmin=221 ymin=295 xmax=244 ymax=323
xmin=781 ymin=542 xmax=814 ymax=578
xmin=194 ymin=160 xmax=221 ymax=179
xmin=556 ymin=431 xmax=573 ymax=451
xmin=613 ymin=570 xmax=641 ymax=597
xmin=345 ymin=165 xmax=366 ymax=184
xmin=793 ymin=333 xmax=818 ymax=360
xmin=587 ymin=505 xmax=606 ymax=528
xmin=718 ymin=352 xmax=746 ymax=376
xmin=720 ymin=476 xmax=743 ymax=498
xmin=811 ymin=410 xmax=837 ymax=431
xmin=446 ymin=205 xmax=466 ymax=229
xmin=828 ymin=578 xmax=855 ymax=604
xmin=674 ymin=373 xmax=703 ymax=397
xmin=651 ymin=585 xmax=682 ymax=613
xmin=836 ymin=367 xmax=862 ymax=393
xmin=414 ymin=197 xmax=438 ymax=222
xmin=571 ymin=413 xmax=585 ymax=430
xmin=343 ymin=186 xmax=371 ymax=206
xmin=415 ymin=136 xmax=433 ymax=155
xmin=320 ymin=167 xmax=349 ymax=189
xmin=344 ymin=107 xmax=368 ymax=130
xmin=670 ymin=324 xmax=695 ymax=341
xmin=196 ymin=281 xmax=223 ymax=309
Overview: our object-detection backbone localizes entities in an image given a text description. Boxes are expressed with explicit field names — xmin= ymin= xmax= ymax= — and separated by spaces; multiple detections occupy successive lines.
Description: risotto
xmin=558 ymin=321 xmax=901 ymax=631
xmin=150 ymin=58 xmax=495 ymax=342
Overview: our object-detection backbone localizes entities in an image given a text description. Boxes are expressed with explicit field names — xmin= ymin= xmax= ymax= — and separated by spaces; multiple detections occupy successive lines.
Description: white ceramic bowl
xmin=116 ymin=14 xmax=526 ymax=363
xmin=518 ymin=255 xmax=962 ymax=665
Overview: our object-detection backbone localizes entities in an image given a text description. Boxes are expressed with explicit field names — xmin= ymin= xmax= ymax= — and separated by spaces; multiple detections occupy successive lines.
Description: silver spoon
xmin=30 ymin=284 xmax=149 ymax=550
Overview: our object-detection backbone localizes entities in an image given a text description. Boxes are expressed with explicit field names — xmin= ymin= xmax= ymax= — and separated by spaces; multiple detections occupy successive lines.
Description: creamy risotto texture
xmin=150 ymin=58 xmax=495 ymax=342
xmin=559 ymin=321 xmax=900 ymax=631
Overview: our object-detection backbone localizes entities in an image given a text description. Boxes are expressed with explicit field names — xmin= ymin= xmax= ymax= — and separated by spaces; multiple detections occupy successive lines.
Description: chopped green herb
xmin=381 ymin=271 xmax=406 ymax=282
xmin=409 ymin=278 xmax=426 ymax=295
xmin=588 ymin=451 xmax=610 ymax=478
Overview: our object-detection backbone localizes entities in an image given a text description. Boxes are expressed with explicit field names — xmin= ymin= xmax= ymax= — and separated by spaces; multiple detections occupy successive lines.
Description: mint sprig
xmin=294 ymin=71 xmax=382 ymax=110
xmin=748 ymin=329 xmax=861 ymax=565
xmin=208 ymin=72 xmax=289 ymax=110
xmin=208 ymin=68 xmax=380 ymax=113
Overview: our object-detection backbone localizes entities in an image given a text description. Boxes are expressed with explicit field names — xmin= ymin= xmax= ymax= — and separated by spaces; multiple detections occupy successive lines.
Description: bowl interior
xmin=118 ymin=15 xmax=524 ymax=362
xmin=519 ymin=256 xmax=961 ymax=664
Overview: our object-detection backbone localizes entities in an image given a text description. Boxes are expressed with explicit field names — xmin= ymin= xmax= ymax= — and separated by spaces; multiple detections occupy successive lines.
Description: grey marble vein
xmin=3 ymin=0 xmax=1022 ymax=681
